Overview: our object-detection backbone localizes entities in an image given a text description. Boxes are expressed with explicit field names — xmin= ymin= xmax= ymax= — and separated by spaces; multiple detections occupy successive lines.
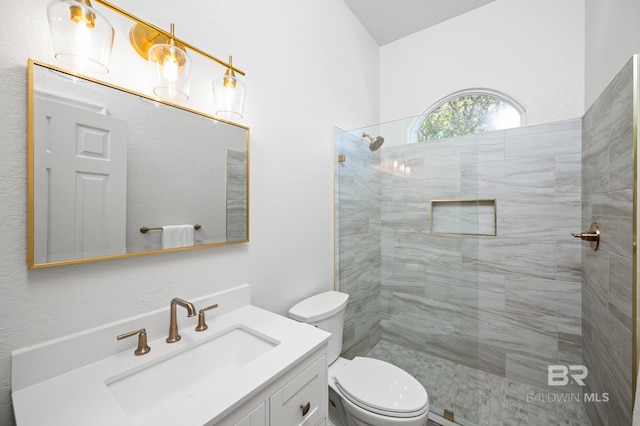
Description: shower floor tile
xmin=365 ymin=340 xmax=591 ymax=426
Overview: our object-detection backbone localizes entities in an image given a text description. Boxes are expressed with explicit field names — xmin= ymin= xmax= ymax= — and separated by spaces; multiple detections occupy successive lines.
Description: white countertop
xmin=12 ymin=304 xmax=330 ymax=426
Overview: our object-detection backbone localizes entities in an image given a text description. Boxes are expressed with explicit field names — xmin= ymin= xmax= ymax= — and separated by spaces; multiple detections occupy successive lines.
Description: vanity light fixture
xmin=144 ymin=23 xmax=192 ymax=101
xmin=47 ymin=0 xmax=115 ymax=73
xmin=212 ymin=56 xmax=246 ymax=119
xmin=46 ymin=0 xmax=246 ymax=115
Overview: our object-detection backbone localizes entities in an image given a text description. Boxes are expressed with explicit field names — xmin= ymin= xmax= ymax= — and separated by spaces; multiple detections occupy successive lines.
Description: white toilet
xmin=289 ymin=291 xmax=429 ymax=426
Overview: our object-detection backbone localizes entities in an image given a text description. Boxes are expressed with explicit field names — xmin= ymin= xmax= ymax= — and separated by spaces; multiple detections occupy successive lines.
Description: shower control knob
xmin=571 ymin=223 xmax=600 ymax=251
xmin=571 ymin=232 xmax=598 ymax=241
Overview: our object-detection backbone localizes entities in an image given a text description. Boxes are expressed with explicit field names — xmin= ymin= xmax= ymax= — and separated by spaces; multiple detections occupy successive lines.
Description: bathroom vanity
xmin=11 ymin=285 xmax=330 ymax=426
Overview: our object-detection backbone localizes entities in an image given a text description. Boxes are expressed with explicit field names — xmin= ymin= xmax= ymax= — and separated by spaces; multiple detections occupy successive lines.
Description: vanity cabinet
xmin=223 ymin=351 xmax=327 ymax=426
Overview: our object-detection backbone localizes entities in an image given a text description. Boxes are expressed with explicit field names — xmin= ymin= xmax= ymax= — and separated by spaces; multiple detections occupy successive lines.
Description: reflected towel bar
xmin=140 ymin=224 xmax=202 ymax=233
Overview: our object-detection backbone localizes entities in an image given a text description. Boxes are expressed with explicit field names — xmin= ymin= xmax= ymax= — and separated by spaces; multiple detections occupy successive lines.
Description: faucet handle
xmin=117 ymin=328 xmax=151 ymax=356
xmin=195 ymin=304 xmax=219 ymax=332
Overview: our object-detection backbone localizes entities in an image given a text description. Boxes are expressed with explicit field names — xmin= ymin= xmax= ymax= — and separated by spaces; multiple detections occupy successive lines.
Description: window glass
xmin=418 ymin=94 xmax=522 ymax=142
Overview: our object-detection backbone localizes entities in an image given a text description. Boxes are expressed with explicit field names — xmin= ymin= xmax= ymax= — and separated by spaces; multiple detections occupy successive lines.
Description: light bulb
xmin=69 ymin=5 xmax=95 ymax=27
xmin=47 ymin=0 xmax=114 ymax=73
xmin=163 ymin=54 xmax=179 ymax=82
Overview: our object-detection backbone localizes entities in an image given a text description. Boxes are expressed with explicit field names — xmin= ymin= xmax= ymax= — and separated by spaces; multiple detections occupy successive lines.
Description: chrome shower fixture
xmin=362 ymin=133 xmax=385 ymax=151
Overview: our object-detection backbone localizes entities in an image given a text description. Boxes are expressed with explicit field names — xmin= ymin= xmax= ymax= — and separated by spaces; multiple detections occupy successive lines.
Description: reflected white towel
xmin=162 ymin=225 xmax=195 ymax=249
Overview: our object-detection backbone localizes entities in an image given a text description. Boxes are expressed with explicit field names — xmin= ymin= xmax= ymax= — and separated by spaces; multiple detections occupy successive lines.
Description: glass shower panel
xmin=334 ymin=126 xmax=382 ymax=359
xmin=334 ymin=118 xmax=482 ymax=425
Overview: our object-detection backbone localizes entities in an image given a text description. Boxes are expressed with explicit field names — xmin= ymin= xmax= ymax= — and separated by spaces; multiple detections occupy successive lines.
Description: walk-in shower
xmin=334 ymin=57 xmax=638 ymax=426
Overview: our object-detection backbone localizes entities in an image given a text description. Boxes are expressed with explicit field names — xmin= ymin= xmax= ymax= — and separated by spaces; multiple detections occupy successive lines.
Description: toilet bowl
xmin=289 ymin=291 xmax=429 ymax=426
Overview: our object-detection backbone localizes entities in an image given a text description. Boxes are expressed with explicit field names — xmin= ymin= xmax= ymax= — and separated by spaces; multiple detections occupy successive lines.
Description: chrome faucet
xmin=166 ymin=297 xmax=196 ymax=343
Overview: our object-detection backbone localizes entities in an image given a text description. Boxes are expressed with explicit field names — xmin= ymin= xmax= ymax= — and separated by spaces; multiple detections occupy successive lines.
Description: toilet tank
xmin=289 ymin=291 xmax=349 ymax=364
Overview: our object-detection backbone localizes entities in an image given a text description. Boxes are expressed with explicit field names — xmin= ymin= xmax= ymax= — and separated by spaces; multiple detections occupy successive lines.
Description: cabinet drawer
xmin=270 ymin=359 xmax=320 ymax=426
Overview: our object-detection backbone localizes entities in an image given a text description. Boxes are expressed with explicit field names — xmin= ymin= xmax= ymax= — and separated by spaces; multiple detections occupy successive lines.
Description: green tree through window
xmin=418 ymin=94 xmax=521 ymax=142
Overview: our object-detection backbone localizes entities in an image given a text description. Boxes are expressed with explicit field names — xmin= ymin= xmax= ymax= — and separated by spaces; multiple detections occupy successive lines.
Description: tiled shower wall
xmin=334 ymin=129 xmax=382 ymax=358
xmin=581 ymin=57 xmax=634 ymax=426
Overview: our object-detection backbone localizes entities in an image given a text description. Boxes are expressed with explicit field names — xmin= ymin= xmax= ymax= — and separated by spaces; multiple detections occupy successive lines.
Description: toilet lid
xmin=334 ymin=357 xmax=428 ymax=418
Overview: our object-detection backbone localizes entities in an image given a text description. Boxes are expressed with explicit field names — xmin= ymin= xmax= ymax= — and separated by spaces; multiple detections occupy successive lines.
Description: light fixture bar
xmin=92 ymin=0 xmax=246 ymax=76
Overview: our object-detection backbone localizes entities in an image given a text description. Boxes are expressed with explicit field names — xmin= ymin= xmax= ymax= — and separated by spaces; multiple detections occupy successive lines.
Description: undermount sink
xmin=106 ymin=325 xmax=280 ymax=424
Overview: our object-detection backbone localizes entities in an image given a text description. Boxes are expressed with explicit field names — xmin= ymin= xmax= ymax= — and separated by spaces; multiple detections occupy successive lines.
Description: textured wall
xmin=585 ymin=0 xmax=640 ymax=109
xmin=380 ymin=0 xmax=585 ymax=126
xmin=0 ymin=1 xmax=379 ymax=424
xmin=362 ymin=119 xmax=583 ymax=392
xmin=582 ymin=56 xmax=635 ymax=426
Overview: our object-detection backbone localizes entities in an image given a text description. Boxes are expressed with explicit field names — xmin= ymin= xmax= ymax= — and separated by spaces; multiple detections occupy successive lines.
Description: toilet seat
xmin=334 ymin=357 xmax=428 ymax=418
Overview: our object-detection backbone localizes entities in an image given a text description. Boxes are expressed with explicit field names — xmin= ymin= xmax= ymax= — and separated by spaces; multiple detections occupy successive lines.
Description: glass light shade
xmin=47 ymin=0 xmax=114 ymax=73
xmin=148 ymin=43 xmax=192 ymax=102
xmin=212 ymin=73 xmax=246 ymax=120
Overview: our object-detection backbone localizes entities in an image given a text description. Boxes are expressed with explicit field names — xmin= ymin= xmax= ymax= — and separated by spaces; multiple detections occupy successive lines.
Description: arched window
xmin=412 ymin=89 xmax=525 ymax=143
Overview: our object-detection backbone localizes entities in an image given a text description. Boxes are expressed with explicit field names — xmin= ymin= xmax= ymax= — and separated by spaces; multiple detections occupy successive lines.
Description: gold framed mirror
xmin=27 ymin=59 xmax=249 ymax=268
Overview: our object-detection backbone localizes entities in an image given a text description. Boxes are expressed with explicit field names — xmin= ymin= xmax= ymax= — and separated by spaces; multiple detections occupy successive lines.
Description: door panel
xmin=33 ymin=97 xmax=127 ymax=263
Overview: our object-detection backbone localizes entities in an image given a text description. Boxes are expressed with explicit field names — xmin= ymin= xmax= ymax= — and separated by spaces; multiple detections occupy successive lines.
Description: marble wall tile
xmin=590 ymin=190 xmax=634 ymax=259
xmin=475 ymin=342 xmax=507 ymax=378
xmin=581 ymin=57 xmax=634 ymax=426
xmin=379 ymin=316 xmax=429 ymax=353
xmin=609 ymin=122 xmax=634 ymax=192
xmin=504 ymin=118 xmax=582 ymax=160
xmin=557 ymin=324 xmax=582 ymax=364
xmin=498 ymin=197 xmax=580 ymax=238
xmin=608 ymin=252 xmax=633 ymax=331
xmin=505 ymin=352 xmax=581 ymax=394
xmin=599 ymin=59 xmax=633 ymax=194
xmin=582 ymin=140 xmax=610 ymax=196
xmin=555 ymin=154 xmax=582 ymax=197
xmin=471 ymin=238 xmax=558 ymax=281
xmin=380 ymin=200 xmax=429 ymax=233
xmin=581 ymin=285 xmax=593 ymax=343
xmin=390 ymin=231 xmax=463 ymax=269
xmin=504 ymin=276 xmax=581 ymax=327
xmin=476 ymin=309 xmax=559 ymax=360
xmin=555 ymin=239 xmax=582 ymax=283
xmin=582 ymin=345 xmax=608 ymax=425
xmin=468 ymin=273 xmax=506 ymax=312
xmin=477 ymin=157 xmax=557 ymax=199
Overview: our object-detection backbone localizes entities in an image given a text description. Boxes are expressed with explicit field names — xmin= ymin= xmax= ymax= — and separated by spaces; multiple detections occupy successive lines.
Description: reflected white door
xmin=33 ymin=97 xmax=128 ymax=263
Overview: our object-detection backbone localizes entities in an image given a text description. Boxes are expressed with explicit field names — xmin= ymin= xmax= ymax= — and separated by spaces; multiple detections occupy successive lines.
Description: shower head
xmin=362 ymin=133 xmax=385 ymax=151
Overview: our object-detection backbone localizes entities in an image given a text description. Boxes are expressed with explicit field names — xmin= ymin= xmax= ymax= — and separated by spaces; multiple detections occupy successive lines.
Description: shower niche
xmin=430 ymin=199 xmax=496 ymax=236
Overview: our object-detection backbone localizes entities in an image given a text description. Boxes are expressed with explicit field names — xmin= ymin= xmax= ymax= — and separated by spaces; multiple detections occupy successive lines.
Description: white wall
xmin=0 ymin=0 xmax=378 ymax=423
xmin=585 ymin=0 xmax=640 ymax=108
xmin=380 ymin=0 xmax=585 ymax=127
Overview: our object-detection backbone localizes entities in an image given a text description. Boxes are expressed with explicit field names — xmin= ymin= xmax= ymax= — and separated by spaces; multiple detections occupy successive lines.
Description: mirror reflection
xmin=28 ymin=60 xmax=249 ymax=268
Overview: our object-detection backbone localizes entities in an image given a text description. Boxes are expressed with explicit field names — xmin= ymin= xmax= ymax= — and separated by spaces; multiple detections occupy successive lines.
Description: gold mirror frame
xmin=27 ymin=59 xmax=250 ymax=268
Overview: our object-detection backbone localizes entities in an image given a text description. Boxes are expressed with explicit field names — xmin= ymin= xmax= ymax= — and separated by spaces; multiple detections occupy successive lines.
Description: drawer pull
xmin=300 ymin=402 xmax=311 ymax=416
